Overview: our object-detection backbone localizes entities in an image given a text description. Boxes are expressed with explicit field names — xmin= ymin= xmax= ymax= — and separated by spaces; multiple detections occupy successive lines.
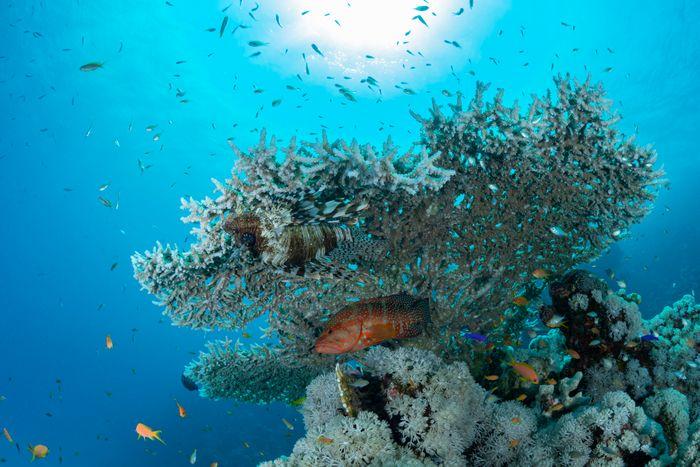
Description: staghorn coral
xmin=183 ymin=339 xmax=324 ymax=404
xmin=133 ymin=76 xmax=661 ymax=402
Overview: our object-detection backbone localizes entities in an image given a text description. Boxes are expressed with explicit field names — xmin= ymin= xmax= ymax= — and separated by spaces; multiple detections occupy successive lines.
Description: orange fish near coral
xmin=532 ymin=268 xmax=550 ymax=279
xmin=135 ymin=423 xmax=166 ymax=444
xmin=512 ymin=296 xmax=529 ymax=307
xmin=28 ymin=444 xmax=49 ymax=461
xmin=315 ymin=293 xmax=430 ymax=354
xmin=175 ymin=400 xmax=187 ymax=418
xmin=509 ymin=361 xmax=539 ymax=384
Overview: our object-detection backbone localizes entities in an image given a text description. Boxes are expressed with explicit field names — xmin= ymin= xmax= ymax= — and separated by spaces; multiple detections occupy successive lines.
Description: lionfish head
xmin=224 ymin=214 xmax=263 ymax=255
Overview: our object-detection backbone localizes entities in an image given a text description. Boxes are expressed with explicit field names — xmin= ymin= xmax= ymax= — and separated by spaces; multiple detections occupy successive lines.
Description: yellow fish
xmin=2 ymin=427 xmax=12 ymax=443
xmin=28 ymin=444 xmax=49 ymax=461
xmin=135 ymin=423 xmax=166 ymax=444
xmin=105 ymin=334 xmax=113 ymax=350
xmin=509 ymin=361 xmax=539 ymax=384
xmin=512 ymin=296 xmax=529 ymax=307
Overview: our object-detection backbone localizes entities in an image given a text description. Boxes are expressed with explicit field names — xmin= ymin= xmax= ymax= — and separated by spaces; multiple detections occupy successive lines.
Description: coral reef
xmin=127 ymin=74 xmax=700 ymax=466
xmin=133 ymin=76 xmax=661 ymax=401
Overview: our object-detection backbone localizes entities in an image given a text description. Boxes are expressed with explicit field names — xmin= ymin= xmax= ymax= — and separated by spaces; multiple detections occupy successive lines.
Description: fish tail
xmin=153 ymin=431 xmax=166 ymax=445
xmin=414 ymin=297 xmax=431 ymax=326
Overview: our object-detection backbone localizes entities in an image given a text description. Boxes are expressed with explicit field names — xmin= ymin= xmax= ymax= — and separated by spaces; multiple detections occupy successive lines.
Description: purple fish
xmin=641 ymin=333 xmax=659 ymax=342
xmin=461 ymin=331 xmax=487 ymax=343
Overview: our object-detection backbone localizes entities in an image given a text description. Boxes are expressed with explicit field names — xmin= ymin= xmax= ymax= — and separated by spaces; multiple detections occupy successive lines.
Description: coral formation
xmin=127 ymin=75 xmax=700 ymax=466
xmin=133 ymin=76 xmax=661 ymax=402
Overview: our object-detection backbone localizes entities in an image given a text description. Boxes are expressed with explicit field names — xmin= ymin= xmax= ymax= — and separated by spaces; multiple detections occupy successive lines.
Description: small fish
xmin=550 ymin=226 xmax=567 ymax=237
xmin=484 ymin=375 xmax=499 ymax=381
xmin=135 ymin=423 xmax=165 ymax=444
xmin=210 ymin=463 xmax=218 ymax=467
xmin=566 ymin=349 xmax=580 ymax=360
xmin=110 ymin=262 xmax=118 ymax=271
xmin=219 ymin=16 xmax=228 ymax=37
xmin=241 ymin=332 xmax=252 ymax=339
xmin=640 ymin=333 xmax=659 ymax=342
xmin=248 ymin=40 xmax=268 ymax=47
xmin=546 ymin=378 xmax=557 ymax=385
xmin=616 ymin=280 xmax=627 ymax=289
xmin=453 ymin=7 xmax=464 ymax=15
xmin=589 ymin=339 xmax=601 ymax=346
xmin=510 ymin=361 xmax=539 ymax=384
xmin=532 ymin=268 xmax=550 ymax=279
xmin=509 ymin=439 xmax=520 ymax=448
xmin=545 ymin=315 xmax=567 ymax=329
xmin=281 ymin=418 xmax=294 ymax=430
xmin=516 ymin=394 xmax=527 ymax=402
xmin=461 ymin=332 xmax=487 ymax=343
xmin=176 ymin=400 xmax=187 ymax=418
xmin=317 ymin=435 xmax=334 ymax=445
xmin=189 ymin=449 xmax=197 ymax=464
xmin=275 ymin=14 xmax=282 ymax=28
xmin=79 ymin=62 xmax=103 ymax=72
xmin=413 ymin=15 xmax=428 ymax=27
xmin=28 ymin=444 xmax=49 ymax=461
xmin=349 ymin=379 xmax=369 ymax=388
xmin=512 ymin=296 xmax=529 ymax=307
xmin=98 ymin=183 xmax=109 ymax=191
xmin=289 ymin=396 xmax=306 ymax=407
xmin=98 ymin=197 xmax=112 ymax=208
xmin=2 ymin=428 xmax=12 ymax=444
xmin=315 ymin=294 xmax=430 ymax=354
xmin=511 ymin=417 xmax=521 ymax=424
xmin=311 ymin=43 xmax=323 ymax=56
xmin=105 ymin=335 xmax=113 ymax=350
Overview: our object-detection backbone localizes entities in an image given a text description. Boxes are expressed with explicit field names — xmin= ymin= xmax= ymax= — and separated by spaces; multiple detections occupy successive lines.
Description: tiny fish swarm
xmin=132 ymin=76 xmax=662 ymax=403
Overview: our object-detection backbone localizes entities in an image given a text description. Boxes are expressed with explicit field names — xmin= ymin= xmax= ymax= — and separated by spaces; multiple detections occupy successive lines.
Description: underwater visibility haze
xmin=1 ymin=0 xmax=700 ymax=465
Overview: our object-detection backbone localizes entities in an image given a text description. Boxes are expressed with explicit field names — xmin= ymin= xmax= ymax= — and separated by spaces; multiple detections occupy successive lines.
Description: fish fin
xmin=413 ymin=297 xmax=431 ymax=326
xmin=153 ymin=431 xmax=166 ymax=445
xmin=283 ymin=259 xmax=369 ymax=282
xmin=327 ymin=231 xmax=388 ymax=265
xmin=286 ymin=192 xmax=368 ymax=225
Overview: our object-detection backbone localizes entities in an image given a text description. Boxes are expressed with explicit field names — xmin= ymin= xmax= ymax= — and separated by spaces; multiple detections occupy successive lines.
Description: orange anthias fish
xmin=135 ymin=423 xmax=166 ymax=444
xmin=105 ymin=334 xmax=113 ymax=350
xmin=175 ymin=400 xmax=187 ymax=418
xmin=315 ymin=293 xmax=430 ymax=354
xmin=510 ymin=361 xmax=539 ymax=384
xmin=28 ymin=444 xmax=49 ymax=461
xmin=2 ymin=427 xmax=12 ymax=443
xmin=512 ymin=296 xmax=529 ymax=307
xmin=532 ymin=268 xmax=550 ymax=279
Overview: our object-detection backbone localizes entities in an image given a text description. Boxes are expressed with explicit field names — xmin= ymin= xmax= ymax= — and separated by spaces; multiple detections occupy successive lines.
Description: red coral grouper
xmin=315 ymin=293 xmax=430 ymax=354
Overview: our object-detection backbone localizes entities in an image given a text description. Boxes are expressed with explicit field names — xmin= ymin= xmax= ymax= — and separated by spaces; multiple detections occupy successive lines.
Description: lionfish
xmin=224 ymin=194 xmax=386 ymax=278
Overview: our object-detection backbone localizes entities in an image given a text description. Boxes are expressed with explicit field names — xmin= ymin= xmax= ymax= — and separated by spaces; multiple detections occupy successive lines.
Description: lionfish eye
xmin=240 ymin=232 xmax=256 ymax=247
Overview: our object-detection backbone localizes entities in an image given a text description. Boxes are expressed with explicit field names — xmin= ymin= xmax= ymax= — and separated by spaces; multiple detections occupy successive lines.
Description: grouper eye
xmin=240 ymin=232 xmax=256 ymax=247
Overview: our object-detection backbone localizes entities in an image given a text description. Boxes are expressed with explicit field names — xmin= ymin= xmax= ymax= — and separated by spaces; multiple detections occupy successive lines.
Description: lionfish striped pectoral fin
xmin=288 ymin=195 xmax=369 ymax=225
xmin=281 ymin=258 xmax=371 ymax=282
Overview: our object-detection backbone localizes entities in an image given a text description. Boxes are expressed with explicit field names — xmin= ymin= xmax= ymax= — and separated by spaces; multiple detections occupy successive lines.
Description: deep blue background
xmin=0 ymin=1 xmax=698 ymax=465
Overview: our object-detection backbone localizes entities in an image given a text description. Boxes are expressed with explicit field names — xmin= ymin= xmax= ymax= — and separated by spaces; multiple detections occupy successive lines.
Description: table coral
xmin=133 ymin=76 xmax=662 ymax=403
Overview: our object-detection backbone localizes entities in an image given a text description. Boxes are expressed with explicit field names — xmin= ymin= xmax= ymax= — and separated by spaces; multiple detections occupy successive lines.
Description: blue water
xmin=0 ymin=0 xmax=698 ymax=465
